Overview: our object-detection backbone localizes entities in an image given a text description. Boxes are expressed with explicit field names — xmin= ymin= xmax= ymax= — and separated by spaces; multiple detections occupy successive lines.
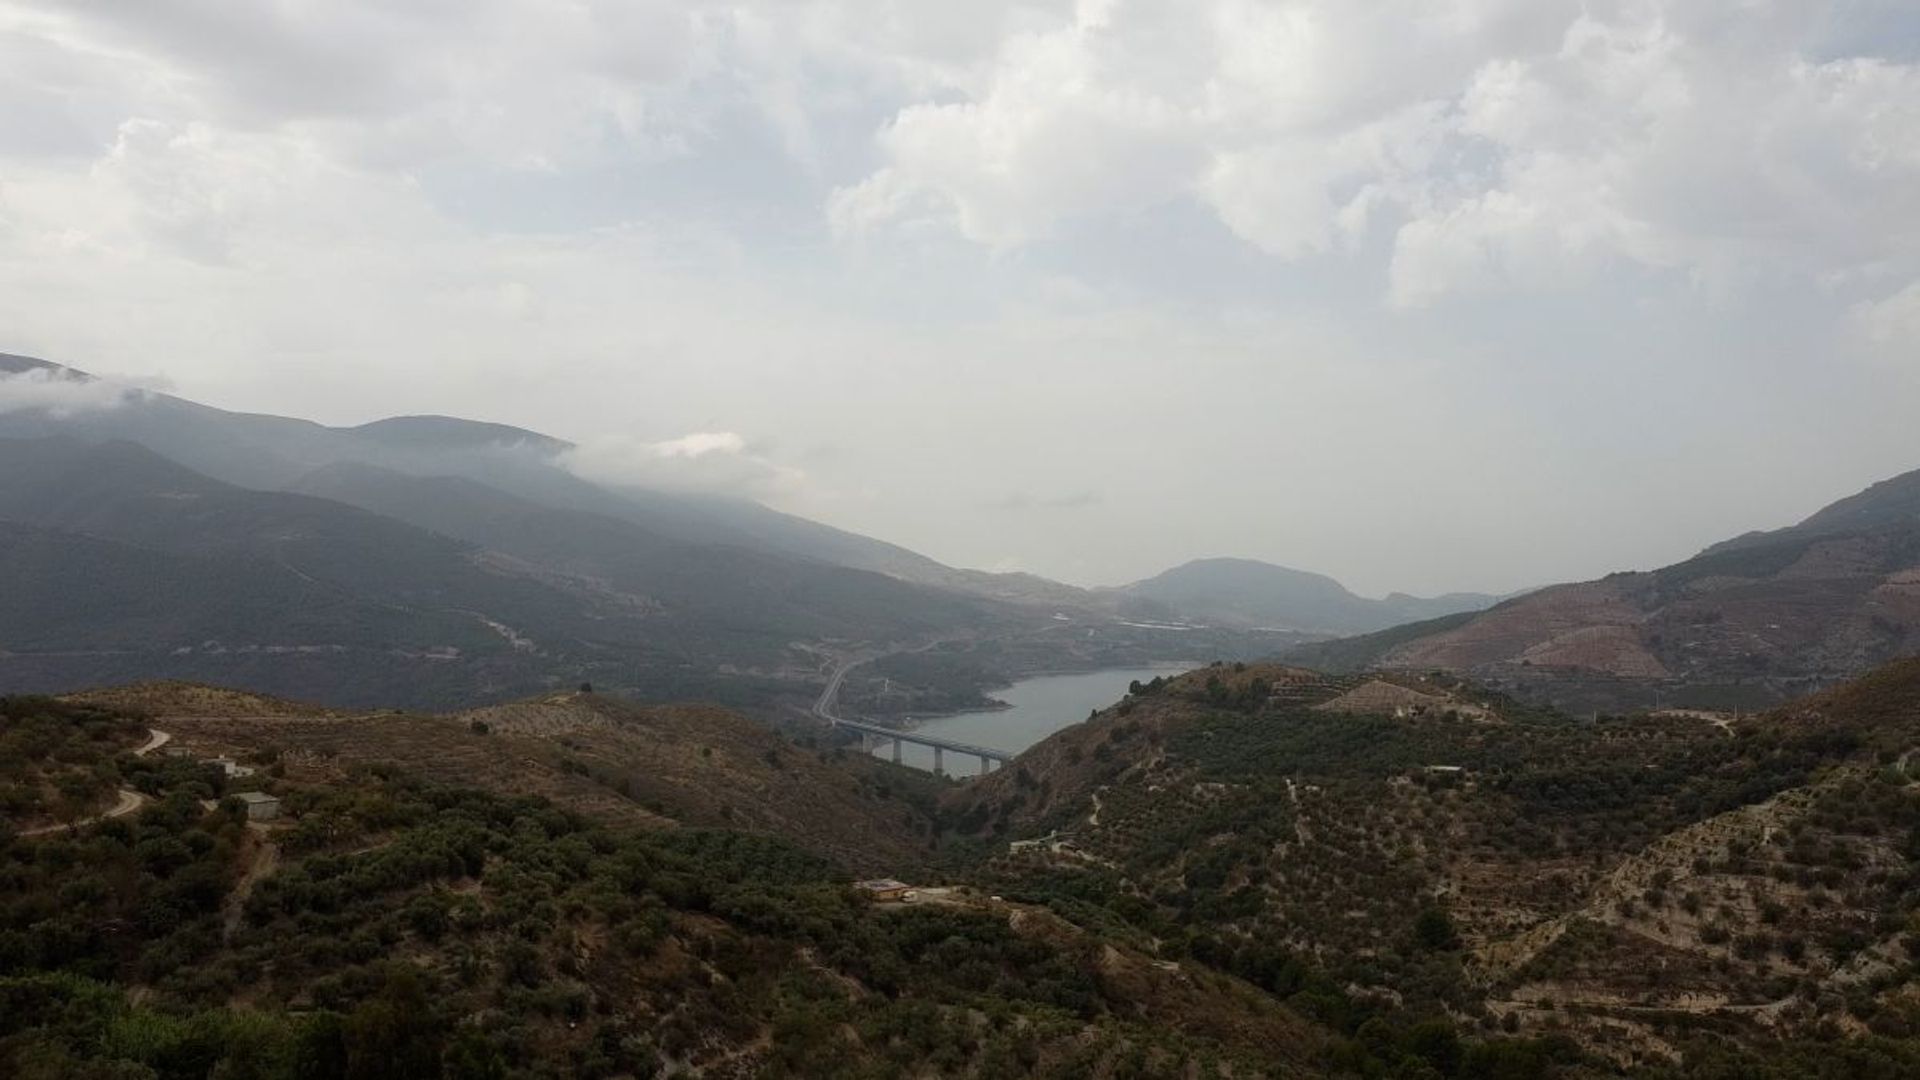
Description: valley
xmin=3 ymin=353 xmax=1920 ymax=1079
xmin=5 ymin=8 xmax=1914 ymax=1077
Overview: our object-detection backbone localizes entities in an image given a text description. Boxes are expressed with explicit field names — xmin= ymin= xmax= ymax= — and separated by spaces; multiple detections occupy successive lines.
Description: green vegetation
xmin=0 ymin=696 xmax=146 ymax=830
xmin=954 ymin=661 xmax=1920 ymax=1076
xmin=10 ymin=659 xmax=1920 ymax=1076
xmin=0 ymin=701 xmax=1299 ymax=1078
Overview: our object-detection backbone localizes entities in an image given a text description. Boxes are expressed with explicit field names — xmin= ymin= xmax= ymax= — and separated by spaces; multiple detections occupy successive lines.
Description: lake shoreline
xmin=869 ymin=664 xmax=1196 ymax=774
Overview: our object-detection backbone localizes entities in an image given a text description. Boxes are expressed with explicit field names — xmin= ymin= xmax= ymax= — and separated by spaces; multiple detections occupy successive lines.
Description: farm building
xmin=854 ymin=879 xmax=914 ymax=902
xmin=235 ymin=791 xmax=281 ymax=822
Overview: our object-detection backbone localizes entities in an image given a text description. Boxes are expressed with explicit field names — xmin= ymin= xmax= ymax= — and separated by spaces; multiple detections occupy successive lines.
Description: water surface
xmin=871 ymin=665 xmax=1190 ymax=775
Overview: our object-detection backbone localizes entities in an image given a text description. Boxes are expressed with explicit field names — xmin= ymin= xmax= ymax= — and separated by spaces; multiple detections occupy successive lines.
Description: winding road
xmin=15 ymin=728 xmax=171 ymax=838
xmin=811 ymin=656 xmax=866 ymax=722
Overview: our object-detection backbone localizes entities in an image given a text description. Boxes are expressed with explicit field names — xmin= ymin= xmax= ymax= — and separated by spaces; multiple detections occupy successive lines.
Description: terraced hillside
xmin=947 ymin=661 xmax=1920 ymax=1072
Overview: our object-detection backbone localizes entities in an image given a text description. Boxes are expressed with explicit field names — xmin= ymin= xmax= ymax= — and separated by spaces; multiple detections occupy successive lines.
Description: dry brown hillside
xmin=1365 ymin=528 xmax=1920 ymax=712
xmin=79 ymin=682 xmax=941 ymax=875
xmin=66 ymin=680 xmax=337 ymax=718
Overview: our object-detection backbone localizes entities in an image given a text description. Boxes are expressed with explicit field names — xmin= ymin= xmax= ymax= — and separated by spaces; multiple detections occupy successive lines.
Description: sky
xmin=0 ymin=0 xmax=1916 ymax=597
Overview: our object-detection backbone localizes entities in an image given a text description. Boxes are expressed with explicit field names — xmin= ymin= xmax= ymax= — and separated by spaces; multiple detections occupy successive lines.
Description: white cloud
xmin=0 ymin=367 xmax=141 ymax=416
xmin=1 ymin=0 xmax=1917 ymax=595
xmin=834 ymin=1 xmax=1920 ymax=312
xmin=559 ymin=432 xmax=805 ymax=498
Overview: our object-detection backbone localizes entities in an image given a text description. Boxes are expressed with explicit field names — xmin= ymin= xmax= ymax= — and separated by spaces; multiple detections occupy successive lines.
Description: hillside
xmin=0 ymin=687 xmax=1344 ymax=1079
xmin=136 ymin=687 xmax=949 ymax=875
xmin=283 ymin=461 xmax=996 ymax=645
xmin=9 ymin=656 xmax=1920 ymax=1076
xmin=0 ymin=437 xmax=1010 ymax=711
xmin=1116 ymin=557 xmax=1499 ymax=634
xmin=944 ymin=660 xmax=1920 ymax=1073
xmin=1283 ymin=467 xmax=1920 ymax=711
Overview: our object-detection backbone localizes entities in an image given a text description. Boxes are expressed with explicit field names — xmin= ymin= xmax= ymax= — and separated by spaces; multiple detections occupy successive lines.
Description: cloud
xmin=834 ymin=1 xmax=1920 ymax=310
xmin=0 ymin=367 xmax=141 ymax=416
xmin=558 ymin=431 xmax=805 ymax=498
xmin=1 ymin=0 xmax=1917 ymax=596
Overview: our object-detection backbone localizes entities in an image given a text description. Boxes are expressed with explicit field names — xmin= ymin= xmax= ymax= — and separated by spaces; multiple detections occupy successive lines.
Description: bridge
xmin=812 ymin=657 xmax=1012 ymax=777
xmin=831 ymin=715 xmax=1013 ymax=776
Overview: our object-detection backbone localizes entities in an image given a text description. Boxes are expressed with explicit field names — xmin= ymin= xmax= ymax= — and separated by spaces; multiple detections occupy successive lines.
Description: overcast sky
xmin=1 ymin=1 xmax=1917 ymax=596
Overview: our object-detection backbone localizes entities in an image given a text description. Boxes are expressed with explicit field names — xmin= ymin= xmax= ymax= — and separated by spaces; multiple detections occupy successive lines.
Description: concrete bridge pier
xmin=891 ymin=737 xmax=902 ymax=764
xmin=977 ymin=755 xmax=992 ymax=776
xmin=932 ymin=745 xmax=944 ymax=776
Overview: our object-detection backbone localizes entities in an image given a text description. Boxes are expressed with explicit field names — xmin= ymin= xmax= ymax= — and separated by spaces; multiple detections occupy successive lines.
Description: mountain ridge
xmin=1113 ymin=555 xmax=1503 ymax=633
xmin=1285 ymin=463 xmax=1920 ymax=710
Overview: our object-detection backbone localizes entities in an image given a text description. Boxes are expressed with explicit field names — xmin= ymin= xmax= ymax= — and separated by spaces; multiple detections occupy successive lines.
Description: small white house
xmin=235 ymin=791 xmax=281 ymax=822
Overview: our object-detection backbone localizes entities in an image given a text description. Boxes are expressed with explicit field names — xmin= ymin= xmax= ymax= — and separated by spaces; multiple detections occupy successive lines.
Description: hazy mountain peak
xmin=1118 ymin=556 xmax=1497 ymax=634
xmin=0 ymin=352 xmax=68 ymax=376
xmin=346 ymin=414 xmax=572 ymax=454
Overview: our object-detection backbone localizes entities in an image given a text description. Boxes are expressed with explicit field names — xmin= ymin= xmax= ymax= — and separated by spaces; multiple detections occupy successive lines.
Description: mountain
xmin=282 ymin=460 xmax=995 ymax=643
xmin=0 ymin=435 xmax=1003 ymax=710
xmin=945 ymin=659 xmax=1920 ymax=1072
xmin=1283 ymin=466 xmax=1920 ymax=711
xmin=0 ymin=352 xmax=985 ymax=590
xmin=1 ymin=351 xmax=1319 ymax=715
xmin=1113 ymin=557 xmax=1501 ymax=633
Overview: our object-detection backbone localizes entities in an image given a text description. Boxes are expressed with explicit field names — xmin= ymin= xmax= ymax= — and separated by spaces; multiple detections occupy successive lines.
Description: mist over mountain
xmin=0 ymin=355 xmax=1312 ymax=713
xmin=0 ymin=359 xmax=1052 ymax=709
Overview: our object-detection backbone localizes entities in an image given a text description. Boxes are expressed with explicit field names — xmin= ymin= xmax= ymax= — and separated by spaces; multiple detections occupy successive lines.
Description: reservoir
xmin=872 ymin=665 xmax=1191 ymax=775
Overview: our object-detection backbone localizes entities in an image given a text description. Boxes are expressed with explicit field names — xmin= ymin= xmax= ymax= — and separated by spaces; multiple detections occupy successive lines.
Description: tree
xmin=342 ymin=966 xmax=442 ymax=1080
xmin=1414 ymin=907 xmax=1460 ymax=952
